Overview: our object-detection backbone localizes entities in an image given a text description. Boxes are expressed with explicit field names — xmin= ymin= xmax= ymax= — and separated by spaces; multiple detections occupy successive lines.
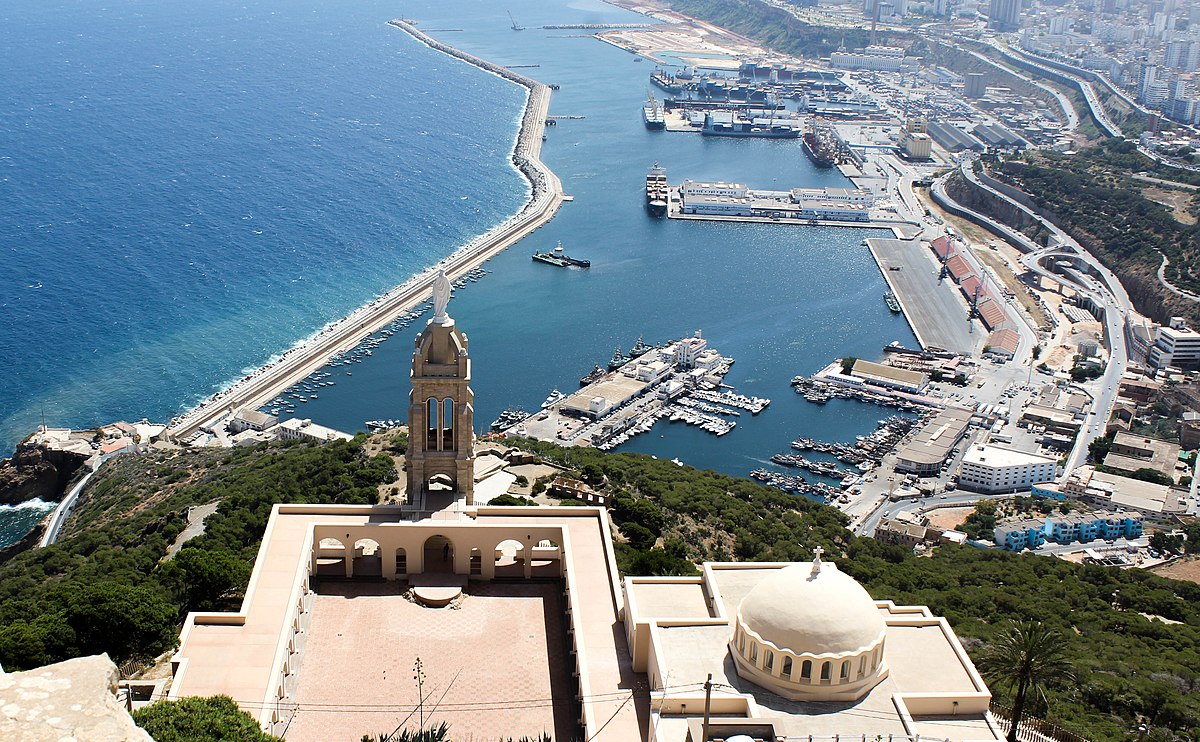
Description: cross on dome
xmin=811 ymin=546 xmax=823 ymax=576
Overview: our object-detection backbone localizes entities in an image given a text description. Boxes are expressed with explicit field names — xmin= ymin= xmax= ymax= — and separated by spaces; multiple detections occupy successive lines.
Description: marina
xmin=503 ymin=332 xmax=771 ymax=451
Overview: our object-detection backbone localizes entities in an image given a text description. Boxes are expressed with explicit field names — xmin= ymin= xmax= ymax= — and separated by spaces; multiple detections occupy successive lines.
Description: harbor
xmin=127 ymin=0 xmax=920 ymax=487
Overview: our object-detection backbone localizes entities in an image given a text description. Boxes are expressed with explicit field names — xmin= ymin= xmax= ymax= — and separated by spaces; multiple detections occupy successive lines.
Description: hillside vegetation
xmin=990 ymin=142 xmax=1200 ymax=326
xmin=665 ymin=0 xmax=877 ymax=57
xmin=505 ymin=438 xmax=1200 ymax=741
xmin=0 ymin=438 xmax=394 ymax=670
xmin=1 ymin=437 xmax=1197 ymax=739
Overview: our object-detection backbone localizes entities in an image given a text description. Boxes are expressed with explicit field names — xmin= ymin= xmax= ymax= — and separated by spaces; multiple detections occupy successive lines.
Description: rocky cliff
xmin=0 ymin=443 xmax=88 ymax=507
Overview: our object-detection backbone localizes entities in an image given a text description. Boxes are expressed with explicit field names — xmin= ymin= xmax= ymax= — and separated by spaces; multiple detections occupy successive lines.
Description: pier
xmin=165 ymin=21 xmax=565 ymax=442
xmin=864 ymin=237 xmax=981 ymax=355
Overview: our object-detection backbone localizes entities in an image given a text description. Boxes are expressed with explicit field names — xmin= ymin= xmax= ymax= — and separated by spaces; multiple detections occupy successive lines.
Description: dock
xmin=508 ymin=335 xmax=767 ymax=450
xmin=165 ymin=22 xmax=566 ymax=443
xmin=864 ymin=238 xmax=982 ymax=355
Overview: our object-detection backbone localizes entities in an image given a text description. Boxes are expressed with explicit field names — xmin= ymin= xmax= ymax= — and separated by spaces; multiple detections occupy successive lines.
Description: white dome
xmin=737 ymin=561 xmax=885 ymax=657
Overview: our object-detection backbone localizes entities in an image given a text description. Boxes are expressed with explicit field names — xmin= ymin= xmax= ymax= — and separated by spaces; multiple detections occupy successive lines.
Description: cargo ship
xmin=532 ymin=242 xmax=590 ymax=268
xmin=643 ymin=92 xmax=665 ymax=130
xmin=700 ymin=112 xmax=799 ymax=138
xmin=645 ymin=162 xmax=668 ymax=217
xmin=802 ymin=124 xmax=838 ymax=168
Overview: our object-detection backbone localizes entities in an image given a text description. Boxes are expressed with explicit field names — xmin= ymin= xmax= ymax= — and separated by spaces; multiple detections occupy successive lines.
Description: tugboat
xmin=607 ymin=346 xmax=629 ymax=371
xmin=579 ymin=364 xmax=606 ymax=387
xmin=645 ymin=162 xmax=668 ymax=217
xmin=642 ymin=92 xmax=665 ymax=130
xmin=884 ymin=290 xmax=903 ymax=313
xmin=532 ymin=241 xmax=590 ymax=268
xmin=629 ymin=334 xmax=653 ymax=358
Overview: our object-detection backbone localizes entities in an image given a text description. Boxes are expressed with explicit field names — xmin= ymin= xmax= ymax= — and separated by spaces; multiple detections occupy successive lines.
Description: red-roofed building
xmin=960 ymin=275 xmax=983 ymax=301
xmin=977 ymin=298 xmax=1007 ymax=330
xmin=945 ymin=255 xmax=974 ymax=281
xmin=986 ymin=328 xmax=1020 ymax=358
xmin=931 ymin=235 xmax=954 ymax=259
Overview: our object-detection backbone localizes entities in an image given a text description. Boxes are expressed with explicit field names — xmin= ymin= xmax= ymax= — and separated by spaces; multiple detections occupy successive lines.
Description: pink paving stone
xmin=286 ymin=581 xmax=577 ymax=742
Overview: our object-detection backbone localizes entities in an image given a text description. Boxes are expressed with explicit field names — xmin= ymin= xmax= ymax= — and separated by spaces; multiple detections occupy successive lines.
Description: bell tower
xmin=405 ymin=270 xmax=475 ymax=505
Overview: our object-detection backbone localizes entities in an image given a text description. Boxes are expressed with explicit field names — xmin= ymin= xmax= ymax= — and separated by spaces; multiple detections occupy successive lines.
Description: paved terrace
xmin=169 ymin=505 xmax=646 ymax=742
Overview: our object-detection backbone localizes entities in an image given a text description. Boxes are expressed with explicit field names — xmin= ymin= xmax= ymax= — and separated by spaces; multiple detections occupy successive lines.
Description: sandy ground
xmin=1149 ymin=555 xmax=1200 ymax=584
xmin=925 ymin=506 xmax=974 ymax=531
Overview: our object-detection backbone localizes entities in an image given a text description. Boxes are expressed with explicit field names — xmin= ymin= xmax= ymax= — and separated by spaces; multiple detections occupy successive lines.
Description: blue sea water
xmin=0 ymin=0 xmax=917 ymax=545
xmin=0 ymin=0 xmax=526 ymax=451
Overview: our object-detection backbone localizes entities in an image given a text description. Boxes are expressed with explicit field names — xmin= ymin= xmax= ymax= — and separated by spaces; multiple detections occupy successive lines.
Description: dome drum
xmin=730 ymin=622 xmax=888 ymax=702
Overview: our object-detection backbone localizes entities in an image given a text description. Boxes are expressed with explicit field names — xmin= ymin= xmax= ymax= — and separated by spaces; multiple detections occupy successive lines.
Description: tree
xmin=981 ymin=620 xmax=1077 ymax=742
xmin=133 ymin=695 xmax=281 ymax=742
xmin=840 ymin=356 xmax=858 ymax=375
xmin=158 ymin=548 xmax=250 ymax=611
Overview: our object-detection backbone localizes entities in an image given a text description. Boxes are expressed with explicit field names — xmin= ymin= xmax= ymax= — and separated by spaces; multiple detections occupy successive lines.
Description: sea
xmin=0 ymin=0 xmax=916 ymax=545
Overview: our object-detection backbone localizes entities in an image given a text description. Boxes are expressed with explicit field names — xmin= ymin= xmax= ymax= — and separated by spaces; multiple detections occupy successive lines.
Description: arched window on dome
xmin=738 ymin=632 xmax=745 ymax=653
xmin=859 ymin=655 xmax=868 ymax=678
xmin=820 ymin=661 xmax=831 ymax=683
xmin=749 ymin=643 xmax=758 ymax=663
xmin=801 ymin=660 xmax=812 ymax=681
xmin=782 ymin=656 xmax=792 ymax=679
xmin=840 ymin=660 xmax=851 ymax=681
xmin=764 ymin=650 xmax=774 ymax=672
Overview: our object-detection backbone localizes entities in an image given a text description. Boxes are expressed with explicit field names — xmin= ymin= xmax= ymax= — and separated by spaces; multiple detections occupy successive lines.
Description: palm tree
xmin=980 ymin=620 xmax=1076 ymax=742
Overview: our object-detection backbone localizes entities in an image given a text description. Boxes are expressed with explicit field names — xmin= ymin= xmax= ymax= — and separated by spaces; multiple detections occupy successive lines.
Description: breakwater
xmin=165 ymin=20 xmax=564 ymax=442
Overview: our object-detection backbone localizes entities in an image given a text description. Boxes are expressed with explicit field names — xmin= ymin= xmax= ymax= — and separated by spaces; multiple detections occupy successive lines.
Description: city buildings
xmin=994 ymin=511 xmax=1144 ymax=551
xmin=957 ymin=444 xmax=1058 ymax=494
xmin=1147 ymin=317 xmax=1200 ymax=370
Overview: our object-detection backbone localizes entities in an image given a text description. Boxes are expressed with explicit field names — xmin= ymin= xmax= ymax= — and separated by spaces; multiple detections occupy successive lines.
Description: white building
xmin=272 ymin=418 xmax=353 ymax=443
xmin=680 ymin=180 xmax=748 ymax=198
xmin=1147 ymin=317 xmax=1200 ymax=369
xmin=957 ymin=445 xmax=1058 ymax=494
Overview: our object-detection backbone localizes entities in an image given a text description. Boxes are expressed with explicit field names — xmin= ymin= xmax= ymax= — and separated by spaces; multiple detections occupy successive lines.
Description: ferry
xmin=645 ymin=162 xmax=668 ymax=217
xmin=532 ymin=241 xmax=590 ymax=268
xmin=642 ymin=92 xmax=665 ymax=130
